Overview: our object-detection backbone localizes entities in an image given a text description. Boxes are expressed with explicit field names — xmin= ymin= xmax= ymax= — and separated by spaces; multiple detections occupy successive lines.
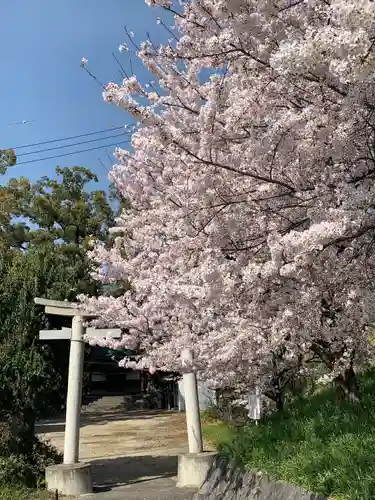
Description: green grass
xmin=0 ymin=487 xmax=52 ymax=500
xmin=203 ymin=420 xmax=235 ymax=448
xmin=202 ymin=370 xmax=375 ymax=500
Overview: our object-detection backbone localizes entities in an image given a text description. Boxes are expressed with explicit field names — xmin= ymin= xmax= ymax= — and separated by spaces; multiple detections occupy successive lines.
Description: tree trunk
xmin=275 ymin=391 xmax=284 ymax=411
xmin=334 ymin=366 xmax=360 ymax=403
xmin=263 ymin=382 xmax=284 ymax=412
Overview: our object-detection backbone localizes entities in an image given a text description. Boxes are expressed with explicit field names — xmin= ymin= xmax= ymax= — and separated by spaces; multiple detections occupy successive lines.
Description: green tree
xmin=0 ymin=148 xmax=16 ymax=174
xmin=0 ymin=165 xmax=116 ymax=487
xmin=0 ymin=250 xmax=62 ymax=437
xmin=0 ymin=148 xmax=18 ymax=251
xmin=6 ymin=166 xmax=115 ymax=296
xmin=0 ymin=249 xmax=64 ymax=487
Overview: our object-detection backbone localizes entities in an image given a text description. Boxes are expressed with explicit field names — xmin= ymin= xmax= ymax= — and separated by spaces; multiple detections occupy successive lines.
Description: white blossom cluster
xmin=80 ymin=0 xmax=375 ymax=389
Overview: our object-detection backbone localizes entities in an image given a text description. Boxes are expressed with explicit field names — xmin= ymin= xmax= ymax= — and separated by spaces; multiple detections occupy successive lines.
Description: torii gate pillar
xmin=64 ymin=315 xmax=85 ymax=464
xmin=34 ymin=298 xmax=95 ymax=496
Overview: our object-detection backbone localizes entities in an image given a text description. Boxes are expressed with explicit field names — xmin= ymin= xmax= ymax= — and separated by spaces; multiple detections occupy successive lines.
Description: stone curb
xmin=194 ymin=456 xmax=327 ymax=500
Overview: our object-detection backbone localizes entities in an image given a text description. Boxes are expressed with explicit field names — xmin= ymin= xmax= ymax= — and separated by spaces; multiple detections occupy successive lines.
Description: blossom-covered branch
xmin=81 ymin=0 xmax=375 ymax=393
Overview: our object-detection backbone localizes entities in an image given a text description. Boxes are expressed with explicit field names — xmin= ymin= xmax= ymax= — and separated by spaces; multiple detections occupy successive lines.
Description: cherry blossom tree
xmin=80 ymin=0 xmax=375 ymax=400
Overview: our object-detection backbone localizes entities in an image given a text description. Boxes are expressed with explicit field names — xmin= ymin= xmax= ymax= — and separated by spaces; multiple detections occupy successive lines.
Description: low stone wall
xmin=195 ymin=456 xmax=327 ymax=500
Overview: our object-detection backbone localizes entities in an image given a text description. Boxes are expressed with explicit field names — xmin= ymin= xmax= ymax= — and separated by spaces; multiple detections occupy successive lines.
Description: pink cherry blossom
xmin=80 ymin=0 xmax=375 ymax=390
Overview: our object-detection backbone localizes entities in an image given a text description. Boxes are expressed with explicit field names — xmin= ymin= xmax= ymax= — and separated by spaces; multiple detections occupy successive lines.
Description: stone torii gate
xmin=34 ymin=297 xmax=121 ymax=496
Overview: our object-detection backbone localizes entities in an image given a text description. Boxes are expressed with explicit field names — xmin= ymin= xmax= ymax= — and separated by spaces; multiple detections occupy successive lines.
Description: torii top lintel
xmin=34 ymin=297 xmax=98 ymax=318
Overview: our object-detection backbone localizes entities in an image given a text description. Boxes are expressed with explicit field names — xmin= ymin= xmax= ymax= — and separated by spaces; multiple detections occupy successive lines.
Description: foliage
xmin=6 ymin=166 xmax=115 ymax=297
xmin=205 ymin=370 xmax=375 ymax=500
xmin=10 ymin=166 xmax=114 ymax=245
xmin=202 ymin=419 xmax=234 ymax=448
xmin=203 ymin=389 xmax=248 ymax=425
xmin=0 ymin=165 xmax=115 ymax=488
xmin=0 ymin=249 xmax=66 ymax=489
xmin=0 ymin=149 xmax=16 ymax=174
xmin=0 ymin=149 xmax=17 ymax=249
xmin=0 ymin=250 xmax=66 ymax=422
xmin=0 ymin=487 xmax=51 ymax=500
xmin=0 ymin=165 xmax=116 ymax=398
xmin=0 ymin=440 xmax=62 ymax=489
xmin=0 ymin=165 xmax=116 ymax=416
xmin=201 ymin=406 xmax=222 ymax=424
xmin=80 ymin=0 xmax=375 ymax=397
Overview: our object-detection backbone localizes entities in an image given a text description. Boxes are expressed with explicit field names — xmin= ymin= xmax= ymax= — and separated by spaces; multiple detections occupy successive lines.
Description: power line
xmin=98 ymin=157 xmax=110 ymax=174
xmin=12 ymin=126 xmax=128 ymax=150
xmin=17 ymin=132 xmax=129 ymax=157
xmin=16 ymin=141 xmax=130 ymax=166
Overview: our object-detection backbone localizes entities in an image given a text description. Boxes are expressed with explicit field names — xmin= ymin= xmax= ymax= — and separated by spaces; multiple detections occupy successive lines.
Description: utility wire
xmin=98 ymin=157 xmax=110 ymax=173
xmin=17 ymin=132 xmax=129 ymax=157
xmin=16 ymin=141 xmax=130 ymax=166
xmin=12 ymin=125 xmax=129 ymax=150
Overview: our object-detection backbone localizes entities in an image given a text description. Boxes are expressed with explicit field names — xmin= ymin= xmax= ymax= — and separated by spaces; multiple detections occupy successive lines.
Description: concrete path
xmin=85 ymin=477 xmax=195 ymax=500
xmin=37 ymin=397 xmax=209 ymax=498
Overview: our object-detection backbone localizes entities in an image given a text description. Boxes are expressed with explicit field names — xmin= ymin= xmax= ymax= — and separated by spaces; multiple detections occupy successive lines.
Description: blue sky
xmin=0 ymin=0 xmax=169 ymax=191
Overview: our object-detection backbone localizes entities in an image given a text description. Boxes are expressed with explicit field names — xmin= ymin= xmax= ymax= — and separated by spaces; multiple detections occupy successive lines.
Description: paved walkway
xmin=36 ymin=397 xmax=209 ymax=498
xmin=86 ymin=477 xmax=195 ymax=500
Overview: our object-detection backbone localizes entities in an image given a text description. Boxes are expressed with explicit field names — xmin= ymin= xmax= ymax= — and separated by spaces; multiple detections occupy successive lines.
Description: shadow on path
xmin=89 ymin=454 xmax=178 ymax=492
xmin=36 ymin=409 xmax=179 ymax=434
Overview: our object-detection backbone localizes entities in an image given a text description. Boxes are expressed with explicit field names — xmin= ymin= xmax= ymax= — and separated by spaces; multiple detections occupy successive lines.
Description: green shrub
xmin=0 ymin=439 xmax=62 ymax=489
xmin=202 ymin=420 xmax=235 ymax=448
xmin=201 ymin=406 xmax=222 ymax=423
xmin=0 ymin=486 xmax=50 ymax=500
xmin=209 ymin=370 xmax=375 ymax=500
xmin=203 ymin=389 xmax=249 ymax=425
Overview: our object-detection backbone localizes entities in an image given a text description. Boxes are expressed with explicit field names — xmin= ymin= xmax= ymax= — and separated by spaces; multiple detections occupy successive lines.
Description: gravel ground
xmin=37 ymin=397 xmax=210 ymax=499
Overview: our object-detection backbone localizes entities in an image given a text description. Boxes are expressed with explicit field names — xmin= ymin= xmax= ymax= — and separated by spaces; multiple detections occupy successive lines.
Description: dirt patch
xmin=37 ymin=400 xmax=213 ymax=489
xmin=38 ymin=410 xmax=190 ymax=461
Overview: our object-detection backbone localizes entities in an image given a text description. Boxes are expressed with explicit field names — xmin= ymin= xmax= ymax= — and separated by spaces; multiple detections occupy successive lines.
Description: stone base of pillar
xmin=177 ymin=451 xmax=218 ymax=488
xmin=45 ymin=462 xmax=93 ymax=496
